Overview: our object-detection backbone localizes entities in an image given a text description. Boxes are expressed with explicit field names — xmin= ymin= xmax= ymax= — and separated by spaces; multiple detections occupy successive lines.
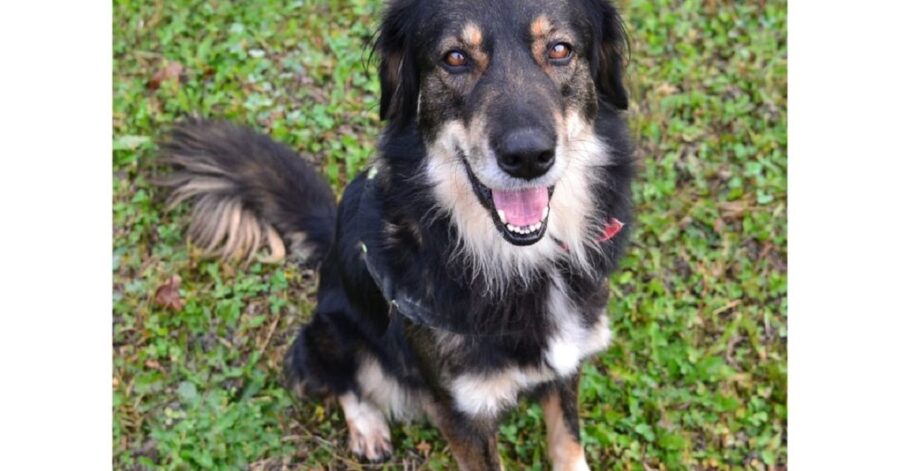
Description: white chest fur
xmin=449 ymin=277 xmax=613 ymax=418
xmin=543 ymin=278 xmax=613 ymax=376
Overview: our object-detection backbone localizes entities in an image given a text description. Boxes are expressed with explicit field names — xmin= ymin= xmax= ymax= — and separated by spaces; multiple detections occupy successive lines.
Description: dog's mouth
xmin=461 ymin=155 xmax=553 ymax=246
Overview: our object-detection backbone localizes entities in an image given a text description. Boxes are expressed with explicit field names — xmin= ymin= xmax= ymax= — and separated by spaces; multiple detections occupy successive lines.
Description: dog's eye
xmin=443 ymin=50 xmax=469 ymax=71
xmin=547 ymin=42 xmax=573 ymax=63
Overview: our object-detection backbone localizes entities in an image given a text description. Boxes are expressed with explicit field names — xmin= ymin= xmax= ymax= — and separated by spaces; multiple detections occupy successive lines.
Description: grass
xmin=112 ymin=0 xmax=787 ymax=469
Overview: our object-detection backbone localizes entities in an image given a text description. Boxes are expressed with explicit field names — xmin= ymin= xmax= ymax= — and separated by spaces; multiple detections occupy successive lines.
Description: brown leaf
xmin=148 ymin=60 xmax=184 ymax=90
xmin=415 ymin=440 xmax=432 ymax=456
xmin=153 ymin=275 xmax=184 ymax=311
xmin=655 ymin=82 xmax=679 ymax=96
xmin=718 ymin=200 xmax=750 ymax=221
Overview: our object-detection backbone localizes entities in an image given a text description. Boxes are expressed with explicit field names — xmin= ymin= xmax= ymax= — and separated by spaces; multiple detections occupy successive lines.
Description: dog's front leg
xmin=541 ymin=373 xmax=589 ymax=471
xmin=424 ymin=398 xmax=503 ymax=471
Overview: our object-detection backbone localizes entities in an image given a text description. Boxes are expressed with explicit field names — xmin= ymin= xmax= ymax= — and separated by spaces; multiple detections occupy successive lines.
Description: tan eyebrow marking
xmin=461 ymin=22 xmax=483 ymax=48
xmin=530 ymin=14 xmax=552 ymax=39
xmin=530 ymin=15 xmax=553 ymax=63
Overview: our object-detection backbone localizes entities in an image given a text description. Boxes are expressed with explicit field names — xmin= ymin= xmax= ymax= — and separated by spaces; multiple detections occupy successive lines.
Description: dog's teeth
xmin=497 ymin=209 xmax=507 ymax=224
xmin=542 ymin=207 xmax=549 ymax=220
xmin=507 ymin=222 xmax=546 ymax=235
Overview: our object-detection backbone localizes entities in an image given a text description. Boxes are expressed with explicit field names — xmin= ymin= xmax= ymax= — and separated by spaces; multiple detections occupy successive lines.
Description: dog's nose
xmin=496 ymin=128 xmax=556 ymax=180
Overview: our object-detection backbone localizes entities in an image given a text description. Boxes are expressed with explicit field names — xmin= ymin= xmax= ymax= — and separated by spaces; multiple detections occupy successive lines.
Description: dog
xmin=161 ymin=0 xmax=633 ymax=468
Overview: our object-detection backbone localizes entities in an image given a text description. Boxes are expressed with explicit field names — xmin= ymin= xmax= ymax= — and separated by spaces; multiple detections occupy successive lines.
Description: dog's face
xmin=377 ymin=0 xmax=628 ymax=280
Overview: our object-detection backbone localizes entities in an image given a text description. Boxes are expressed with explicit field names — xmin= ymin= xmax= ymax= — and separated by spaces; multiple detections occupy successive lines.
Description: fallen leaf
xmin=655 ymin=82 xmax=679 ymax=96
xmin=415 ymin=440 xmax=432 ymax=456
xmin=154 ymin=275 xmax=184 ymax=311
xmin=148 ymin=60 xmax=184 ymax=90
xmin=718 ymin=200 xmax=750 ymax=220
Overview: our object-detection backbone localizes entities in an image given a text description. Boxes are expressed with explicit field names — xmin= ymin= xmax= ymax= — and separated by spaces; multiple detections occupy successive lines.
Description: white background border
xmin=1 ymin=0 xmax=900 ymax=468
xmin=789 ymin=0 xmax=900 ymax=469
xmin=0 ymin=1 xmax=112 ymax=469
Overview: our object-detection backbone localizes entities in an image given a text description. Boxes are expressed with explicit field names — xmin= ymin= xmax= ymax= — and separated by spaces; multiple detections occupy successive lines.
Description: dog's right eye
xmin=442 ymin=50 xmax=469 ymax=72
xmin=547 ymin=42 xmax=573 ymax=64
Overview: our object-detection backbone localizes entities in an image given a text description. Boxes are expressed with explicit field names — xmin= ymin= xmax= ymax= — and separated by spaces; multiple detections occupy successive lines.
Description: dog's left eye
xmin=443 ymin=50 xmax=470 ymax=72
xmin=547 ymin=42 xmax=573 ymax=64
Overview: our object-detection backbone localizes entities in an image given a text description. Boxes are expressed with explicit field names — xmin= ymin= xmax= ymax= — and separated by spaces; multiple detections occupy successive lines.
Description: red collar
xmin=597 ymin=217 xmax=624 ymax=242
xmin=557 ymin=218 xmax=624 ymax=252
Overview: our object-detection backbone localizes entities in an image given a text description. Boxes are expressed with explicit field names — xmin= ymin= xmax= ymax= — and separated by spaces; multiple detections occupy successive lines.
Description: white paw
xmin=339 ymin=393 xmax=393 ymax=462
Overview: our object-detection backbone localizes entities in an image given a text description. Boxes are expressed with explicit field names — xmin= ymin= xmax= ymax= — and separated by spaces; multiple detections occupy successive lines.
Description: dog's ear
xmin=375 ymin=0 xmax=420 ymax=125
xmin=581 ymin=0 xmax=629 ymax=110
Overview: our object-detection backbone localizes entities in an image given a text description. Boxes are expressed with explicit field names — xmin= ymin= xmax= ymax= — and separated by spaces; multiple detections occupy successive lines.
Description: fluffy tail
xmin=159 ymin=119 xmax=336 ymax=266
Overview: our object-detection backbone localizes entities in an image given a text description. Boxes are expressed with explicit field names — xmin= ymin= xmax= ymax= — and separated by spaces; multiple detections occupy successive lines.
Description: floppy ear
xmin=582 ymin=0 xmax=629 ymax=110
xmin=376 ymin=0 xmax=420 ymax=125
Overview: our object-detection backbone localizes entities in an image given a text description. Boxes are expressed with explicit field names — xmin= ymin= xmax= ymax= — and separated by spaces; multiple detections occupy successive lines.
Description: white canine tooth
xmin=534 ymin=222 xmax=542 ymax=231
xmin=497 ymin=209 xmax=507 ymax=224
xmin=542 ymin=206 xmax=549 ymax=220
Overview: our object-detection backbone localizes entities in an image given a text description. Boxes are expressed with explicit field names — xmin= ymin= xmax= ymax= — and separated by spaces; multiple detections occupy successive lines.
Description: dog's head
xmin=376 ymin=0 xmax=628 ymax=280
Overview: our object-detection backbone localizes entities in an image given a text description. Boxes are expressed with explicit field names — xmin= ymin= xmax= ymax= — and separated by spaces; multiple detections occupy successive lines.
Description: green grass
xmin=113 ymin=0 xmax=786 ymax=469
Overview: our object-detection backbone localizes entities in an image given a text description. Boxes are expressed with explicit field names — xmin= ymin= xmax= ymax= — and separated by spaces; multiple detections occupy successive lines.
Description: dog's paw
xmin=339 ymin=393 xmax=393 ymax=462
xmin=347 ymin=420 xmax=393 ymax=462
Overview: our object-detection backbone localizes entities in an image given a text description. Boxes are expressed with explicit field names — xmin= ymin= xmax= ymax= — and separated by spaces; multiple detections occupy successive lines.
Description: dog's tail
xmin=159 ymin=119 xmax=336 ymax=266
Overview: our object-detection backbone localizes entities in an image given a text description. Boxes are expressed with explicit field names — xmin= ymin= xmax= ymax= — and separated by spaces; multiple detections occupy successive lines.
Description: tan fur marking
xmin=183 ymin=198 xmax=287 ymax=264
xmin=461 ymin=23 xmax=488 ymax=72
xmin=542 ymin=393 xmax=589 ymax=471
xmin=530 ymin=15 xmax=552 ymax=39
xmin=462 ymin=23 xmax=483 ymax=48
xmin=166 ymin=169 xmax=289 ymax=264
xmin=531 ymin=15 xmax=552 ymax=64
xmin=261 ymin=226 xmax=286 ymax=263
xmin=422 ymin=399 xmax=503 ymax=470
xmin=222 ymin=204 xmax=245 ymax=258
xmin=166 ymin=177 xmax=232 ymax=208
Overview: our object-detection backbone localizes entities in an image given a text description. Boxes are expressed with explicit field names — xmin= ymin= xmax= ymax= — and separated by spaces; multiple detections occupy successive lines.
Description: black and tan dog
xmin=162 ymin=0 xmax=633 ymax=468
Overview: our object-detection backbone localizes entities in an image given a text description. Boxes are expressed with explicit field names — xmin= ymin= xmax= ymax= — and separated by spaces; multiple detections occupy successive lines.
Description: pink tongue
xmin=491 ymin=187 xmax=549 ymax=226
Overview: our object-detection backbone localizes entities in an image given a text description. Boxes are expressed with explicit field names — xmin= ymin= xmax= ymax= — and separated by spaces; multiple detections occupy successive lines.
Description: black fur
xmin=163 ymin=0 xmax=633 ymax=467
